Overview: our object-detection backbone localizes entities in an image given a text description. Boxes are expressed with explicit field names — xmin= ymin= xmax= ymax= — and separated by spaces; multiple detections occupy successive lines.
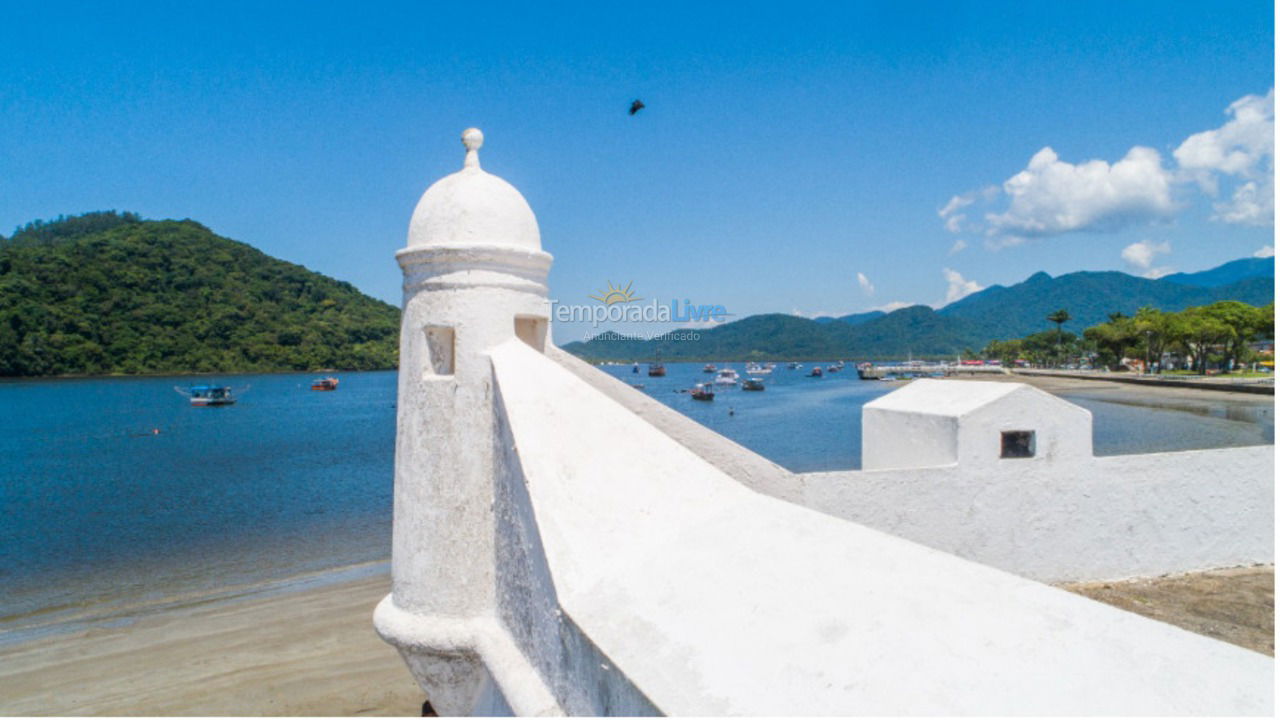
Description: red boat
xmin=311 ymin=377 xmax=340 ymax=391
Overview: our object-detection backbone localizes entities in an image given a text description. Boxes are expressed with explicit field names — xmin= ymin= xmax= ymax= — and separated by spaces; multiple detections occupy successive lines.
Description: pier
xmin=857 ymin=363 xmax=1006 ymax=379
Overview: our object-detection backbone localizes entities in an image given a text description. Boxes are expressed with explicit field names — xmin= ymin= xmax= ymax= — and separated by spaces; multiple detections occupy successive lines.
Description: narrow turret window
xmin=424 ymin=326 xmax=455 ymax=375
xmin=514 ymin=315 xmax=548 ymax=352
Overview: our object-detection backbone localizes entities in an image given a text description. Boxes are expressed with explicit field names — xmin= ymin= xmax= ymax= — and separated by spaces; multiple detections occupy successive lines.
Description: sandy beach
xmin=1 ymin=563 xmax=1271 ymax=716
xmin=0 ymin=571 xmax=422 ymax=716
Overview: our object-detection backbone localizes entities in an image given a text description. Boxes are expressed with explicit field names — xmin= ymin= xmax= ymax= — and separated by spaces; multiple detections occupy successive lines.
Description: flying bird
xmin=629 ymin=99 xmax=645 ymax=116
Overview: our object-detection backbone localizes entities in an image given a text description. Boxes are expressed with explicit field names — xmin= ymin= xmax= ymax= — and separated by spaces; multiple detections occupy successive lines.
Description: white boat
xmin=745 ymin=362 xmax=773 ymax=375
xmin=713 ymin=368 xmax=740 ymax=385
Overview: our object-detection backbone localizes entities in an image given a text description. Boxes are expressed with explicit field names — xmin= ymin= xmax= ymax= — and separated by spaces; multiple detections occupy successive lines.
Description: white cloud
xmin=872 ymin=300 xmax=912 ymax=313
xmin=1120 ymin=239 xmax=1170 ymax=269
xmin=1212 ymin=180 xmax=1273 ymax=226
xmin=941 ymin=89 xmax=1275 ymax=238
xmin=984 ymin=146 xmax=1176 ymax=238
xmin=1174 ymin=90 xmax=1273 ymax=177
xmin=789 ymin=308 xmax=834 ymax=319
xmin=948 ymin=238 xmax=968 ymax=254
xmin=856 ymin=272 xmax=875 ymax=296
xmin=1254 ymin=245 xmax=1275 ymax=258
xmin=939 ymin=186 xmax=998 ymax=234
xmin=1121 ymin=239 xmax=1174 ymax=279
xmin=942 ymin=268 xmax=984 ymax=304
xmin=1175 ymin=89 xmax=1274 ymax=227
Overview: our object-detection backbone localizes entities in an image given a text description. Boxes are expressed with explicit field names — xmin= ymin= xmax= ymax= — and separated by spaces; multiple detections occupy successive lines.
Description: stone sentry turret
xmin=375 ymin=128 xmax=553 ymax=714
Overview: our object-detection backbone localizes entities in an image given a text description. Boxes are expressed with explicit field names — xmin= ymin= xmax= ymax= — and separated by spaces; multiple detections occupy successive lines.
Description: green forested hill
xmin=0 ymin=212 xmax=399 ymax=376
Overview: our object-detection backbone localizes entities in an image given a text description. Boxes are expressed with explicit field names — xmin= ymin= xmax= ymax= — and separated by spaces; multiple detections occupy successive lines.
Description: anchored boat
xmin=713 ymin=368 xmax=740 ymax=385
xmin=311 ymin=377 xmax=340 ymax=391
xmin=176 ymin=385 xmax=236 ymax=407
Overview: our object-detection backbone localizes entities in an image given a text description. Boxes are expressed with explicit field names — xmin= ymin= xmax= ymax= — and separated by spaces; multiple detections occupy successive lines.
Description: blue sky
xmin=0 ymin=1 xmax=1273 ymax=343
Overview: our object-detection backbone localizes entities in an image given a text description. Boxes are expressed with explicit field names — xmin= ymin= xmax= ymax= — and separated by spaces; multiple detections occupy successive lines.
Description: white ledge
xmin=489 ymin=338 xmax=1273 ymax=715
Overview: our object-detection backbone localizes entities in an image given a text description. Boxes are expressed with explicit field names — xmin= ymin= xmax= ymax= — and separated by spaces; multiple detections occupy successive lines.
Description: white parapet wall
xmin=801 ymin=445 xmax=1273 ymax=582
xmin=475 ymin=338 xmax=1272 ymax=714
xmin=377 ymin=129 xmax=1274 ymax=716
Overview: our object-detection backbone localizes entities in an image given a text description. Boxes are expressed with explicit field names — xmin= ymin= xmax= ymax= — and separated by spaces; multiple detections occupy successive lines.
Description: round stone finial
xmin=462 ymin=128 xmax=483 ymax=169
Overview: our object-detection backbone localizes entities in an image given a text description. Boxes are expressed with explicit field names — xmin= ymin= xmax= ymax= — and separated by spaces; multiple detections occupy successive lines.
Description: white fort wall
xmin=482 ymin=339 xmax=1269 ymax=714
xmin=803 ymin=446 xmax=1273 ymax=583
xmin=552 ymin=350 xmax=1274 ymax=583
xmin=377 ymin=129 xmax=1275 ymax=716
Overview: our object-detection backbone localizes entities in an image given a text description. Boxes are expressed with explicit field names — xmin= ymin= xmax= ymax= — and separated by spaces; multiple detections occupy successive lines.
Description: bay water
xmin=0 ymin=364 xmax=1271 ymax=643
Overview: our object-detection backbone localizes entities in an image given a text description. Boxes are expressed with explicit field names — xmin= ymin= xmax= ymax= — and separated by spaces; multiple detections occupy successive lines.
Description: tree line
xmin=981 ymin=301 xmax=1274 ymax=373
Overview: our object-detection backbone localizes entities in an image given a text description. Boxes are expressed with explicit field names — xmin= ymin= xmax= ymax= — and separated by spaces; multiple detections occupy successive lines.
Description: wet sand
xmin=0 ymin=573 xmax=421 ymax=716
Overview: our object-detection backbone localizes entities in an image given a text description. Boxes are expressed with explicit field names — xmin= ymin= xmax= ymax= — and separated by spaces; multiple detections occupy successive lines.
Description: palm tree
xmin=1047 ymin=308 xmax=1070 ymax=365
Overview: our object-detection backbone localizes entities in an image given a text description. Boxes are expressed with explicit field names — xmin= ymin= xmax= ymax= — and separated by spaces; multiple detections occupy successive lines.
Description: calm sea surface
xmin=0 ymin=364 xmax=1272 ymax=642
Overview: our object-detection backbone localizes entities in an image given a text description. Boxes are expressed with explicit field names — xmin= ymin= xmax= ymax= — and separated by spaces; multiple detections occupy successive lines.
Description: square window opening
xmin=1001 ymin=430 xmax=1036 ymax=459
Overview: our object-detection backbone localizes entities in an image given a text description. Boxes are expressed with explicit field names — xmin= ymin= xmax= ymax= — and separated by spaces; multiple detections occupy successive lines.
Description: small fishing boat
xmin=746 ymin=363 xmax=773 ymax=375
xmin=310 ymin=376 xmax=339 ymax=391
xmin=691 ymin=382 xmax=715 ymax=401
xmin=742 ymin=378 xmax=766 ymax=391
xmin=714 ymin=368 xmax=740 ymax=385
xmin=632 ymin=363 xmax=640 ymax=374
xmin=809 ymin=366 xmax=823 ymax=377
xmin=703 ymin=363 xmax=718 ymax=373
xmin=177 ymin=385 xmax=236 ymax=407
xmin=827 ymin=365 xmax=840 ymax=373
xmin=788 ymin=362 xmax=802 ymax=370
xmin=648 ymin=363 xmax=666 ymax=377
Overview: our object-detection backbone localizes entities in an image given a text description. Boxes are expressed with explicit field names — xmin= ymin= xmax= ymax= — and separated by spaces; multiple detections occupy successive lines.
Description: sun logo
xmin=589 ymin=281 xmax=641 ymax=305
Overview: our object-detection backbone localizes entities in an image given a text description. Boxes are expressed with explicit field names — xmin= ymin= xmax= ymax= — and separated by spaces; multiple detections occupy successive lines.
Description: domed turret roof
xmin=406 ymin=128 xmax=541 ymax=250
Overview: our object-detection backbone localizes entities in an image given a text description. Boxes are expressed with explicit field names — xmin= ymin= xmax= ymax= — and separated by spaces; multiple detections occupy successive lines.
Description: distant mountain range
xmin=562 ymin=257 xmax=1275 ymax=361
xmin=1161 ymin=256 xmax=1273 ymax=288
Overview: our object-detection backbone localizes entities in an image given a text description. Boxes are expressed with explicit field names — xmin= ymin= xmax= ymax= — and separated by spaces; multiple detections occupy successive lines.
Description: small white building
xmin=862 ymin=379 xmax=1093 ymax=471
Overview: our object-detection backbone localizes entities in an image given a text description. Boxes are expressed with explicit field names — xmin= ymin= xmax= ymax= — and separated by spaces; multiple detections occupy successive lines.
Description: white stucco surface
xmin=486 ymin=338 xmax=1272 ymax=715
xmin=801 ymin=444 xmax=1274 ymax=582
xmin=862 ymin=379 xmax=1094 ymax=470
xmin=545 ymin=345 xmax=804 ymax=503
xmin=378 ymin=129 xmax=1275 ymax=716
xmin=407 ymin=129 xmax=541 ymax=251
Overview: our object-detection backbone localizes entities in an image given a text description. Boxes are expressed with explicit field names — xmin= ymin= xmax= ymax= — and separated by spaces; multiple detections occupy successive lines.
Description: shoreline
xmin=0 ymin=367 xmax=399 ymax=384
xmin=0 ymin=567 xmax=421 ymax=717
xmin=948 ymin=370 xmax=1277 ymax=405
xmin=0 ymin=560 xmax=392 ymax=651
xmin=1013 ymin=368 xmax=1275 ymax=395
